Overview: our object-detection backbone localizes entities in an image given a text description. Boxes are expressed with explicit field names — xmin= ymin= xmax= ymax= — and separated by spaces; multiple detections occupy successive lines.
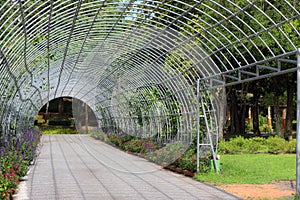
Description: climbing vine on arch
xmin=128 ymin=84 xmax=181 ymax=142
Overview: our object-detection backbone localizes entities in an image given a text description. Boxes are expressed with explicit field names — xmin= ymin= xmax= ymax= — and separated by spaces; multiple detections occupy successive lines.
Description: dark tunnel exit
xmin=35 ymin=97 xmax=98 ymax=133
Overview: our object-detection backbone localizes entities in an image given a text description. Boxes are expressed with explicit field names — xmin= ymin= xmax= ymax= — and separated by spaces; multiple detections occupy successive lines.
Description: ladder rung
xmin=199 ymin=144 xmax=211 ymax=146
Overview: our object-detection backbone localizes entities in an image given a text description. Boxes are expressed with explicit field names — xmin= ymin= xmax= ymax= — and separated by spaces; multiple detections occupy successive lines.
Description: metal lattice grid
xmin=0 ymin=0 xmax=300 ymax=193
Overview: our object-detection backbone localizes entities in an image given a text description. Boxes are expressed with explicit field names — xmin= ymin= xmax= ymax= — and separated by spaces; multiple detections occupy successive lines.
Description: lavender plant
xmin=0 ymin=129 xmax=41 ymax=199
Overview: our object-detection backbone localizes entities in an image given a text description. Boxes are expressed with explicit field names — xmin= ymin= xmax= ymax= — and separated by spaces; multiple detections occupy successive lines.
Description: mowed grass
xmin=194 ymin=154 xmax=296 ymax=184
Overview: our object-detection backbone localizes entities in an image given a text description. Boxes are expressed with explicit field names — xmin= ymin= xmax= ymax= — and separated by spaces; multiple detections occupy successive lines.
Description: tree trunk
xmin=252 ymin=86 xmax=260 ymax=136
xmin=273 ymin=78 xmax=282 ymax=136
xmin=285 ymin=74 xmax=296 ymax=141
xmin=240 ymin=102 xmax=247 ymax=135
xmin=240 ymin=83 xmax=249 ymax=135
xmin=229 ymin=89 xmax=240 ymax=135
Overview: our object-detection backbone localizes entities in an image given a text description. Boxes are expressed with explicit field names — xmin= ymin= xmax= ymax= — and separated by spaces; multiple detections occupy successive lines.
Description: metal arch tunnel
xmin=1 ymin=0 xmax=300 ymax=193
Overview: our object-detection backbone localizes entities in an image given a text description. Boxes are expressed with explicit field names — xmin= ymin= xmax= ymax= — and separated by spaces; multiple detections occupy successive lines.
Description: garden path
xmin=14 ymin=134 xmax=240 ymax=200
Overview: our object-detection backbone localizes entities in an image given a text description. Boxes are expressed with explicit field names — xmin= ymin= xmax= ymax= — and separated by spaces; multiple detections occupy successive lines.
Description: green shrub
xmin=115 ymin=134 xmax=133 ymax=149
xmin=225 ymin=136 xmax=246 ymax=153
xmin=266 ymin=136 xmax=287 ymax=154
xmin=245 ymin=120 xmax=253 ymax=133
xmin=107 ymin=134 xmax=123 ymax=147
xmin=148 ymin=142 xmax=186 ymax=164
xmin=244 ymin=137 xmax=268 ymax=153
xmin=120 ymin=134 xmax=135 ymax=143
xmin=177 ymin=149 xmax=197 ymax=172
xmin=124 ymin=138 xmax=143 ymax=153
xmin=218 ymin=140 xmax=228 ymax=153
xmin=219 ymin=136 xmax=295 ymax=154
xmin=286 ymin=139 xmax=296 ymax=153
xmin=106 ymin=133 xmax=137 ymax=148
xmin=198 ymin=159 xmax=210 ymax=173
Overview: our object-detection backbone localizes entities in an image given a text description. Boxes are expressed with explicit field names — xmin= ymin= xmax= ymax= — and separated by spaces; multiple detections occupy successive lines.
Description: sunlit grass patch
xmin=194 ymin=154 xmax=296 ymax=184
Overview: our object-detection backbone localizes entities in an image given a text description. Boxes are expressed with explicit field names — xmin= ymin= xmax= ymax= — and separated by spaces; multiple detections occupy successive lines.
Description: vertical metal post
xmin=196 ymin=79 xmax=200 ymax=173
xmin=296 ymin=48 xmax=300 ymax=195
xmin=199 ymin=90 xmax=219 ymax=174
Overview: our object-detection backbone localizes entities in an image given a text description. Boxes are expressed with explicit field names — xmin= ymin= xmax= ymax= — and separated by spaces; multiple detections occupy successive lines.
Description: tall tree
xmin=228 ymin=87 xmax=240 ymax=135
xmin=251 ymin=82 xmax=261 ymax=136
xmin=285 ymin=73 xmax=296 ymax=140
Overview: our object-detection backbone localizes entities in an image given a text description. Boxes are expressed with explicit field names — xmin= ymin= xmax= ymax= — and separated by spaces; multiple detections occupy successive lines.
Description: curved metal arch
xmin=70 ymin=30 xmax=218 ymax=103
xmin=0 ymin=0 xmax=298 ymax=124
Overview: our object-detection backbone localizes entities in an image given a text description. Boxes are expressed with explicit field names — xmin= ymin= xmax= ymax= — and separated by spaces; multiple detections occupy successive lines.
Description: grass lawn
xmin=194 ymin=154 xmax=296 ymax=184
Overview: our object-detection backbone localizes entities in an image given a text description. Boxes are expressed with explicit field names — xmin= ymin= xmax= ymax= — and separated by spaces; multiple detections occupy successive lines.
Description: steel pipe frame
xmin=1 ymin=0 xmax=300 ymax=193
xmin=297 ymin=48 xmax=300 ymax=196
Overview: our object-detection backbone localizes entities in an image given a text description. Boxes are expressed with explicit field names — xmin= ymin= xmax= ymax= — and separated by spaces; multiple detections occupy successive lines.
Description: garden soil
xmin=216 ymin=180 xmax=296 ymax=199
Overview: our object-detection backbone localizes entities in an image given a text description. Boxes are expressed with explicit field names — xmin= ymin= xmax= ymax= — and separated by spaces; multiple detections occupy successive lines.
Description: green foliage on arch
xmin=128 ymin=84 xmax=181 ymax=141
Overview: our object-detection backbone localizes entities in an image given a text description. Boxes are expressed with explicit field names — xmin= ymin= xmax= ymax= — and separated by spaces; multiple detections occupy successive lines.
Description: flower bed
xmin=0 ymin=129 xmax=41 ymax=199
xmin=91 ymin=131 xmax=209 ymax=176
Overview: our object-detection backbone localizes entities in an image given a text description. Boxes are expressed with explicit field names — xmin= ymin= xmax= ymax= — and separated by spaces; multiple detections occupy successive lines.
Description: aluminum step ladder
xmin=196 ymin=79 xmax=219 ymax=174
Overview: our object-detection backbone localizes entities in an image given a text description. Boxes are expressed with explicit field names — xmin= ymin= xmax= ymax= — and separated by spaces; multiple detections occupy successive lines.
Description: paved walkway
xmin=14 ymin=134 xmax=240 ymax=200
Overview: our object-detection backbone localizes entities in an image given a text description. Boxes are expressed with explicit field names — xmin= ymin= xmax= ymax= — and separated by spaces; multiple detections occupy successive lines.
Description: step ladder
xmin=196 ymin=79 xmax=219 ymax=174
